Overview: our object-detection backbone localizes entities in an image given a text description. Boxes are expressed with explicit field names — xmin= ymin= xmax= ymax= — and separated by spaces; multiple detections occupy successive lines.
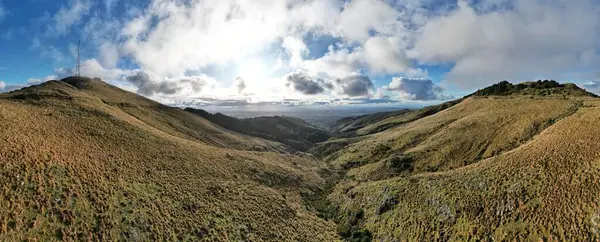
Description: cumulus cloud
xmin=339 ymin=0 xmax=402 ymax=42
xmin=303 ymin=45 xmax=363 ymax=78
xmin=121 ymin=0 xmax=341 ymax=76
xmin=363 ymin=36 xmax=411 ymax=74
xmin=386 ymin=77 xmax=451 ymax=100
xmin=15 ymin=0 xmax=600 ymax=102
xmin=335 ymin=75 xmax=374 ymax=97
xmin=125 ymin=70 xmax=215 ymax=96
xmin=413 ymin=0 xmax=600 ymax=88
xmin=285 ymin=71 xmax=326 ymax=95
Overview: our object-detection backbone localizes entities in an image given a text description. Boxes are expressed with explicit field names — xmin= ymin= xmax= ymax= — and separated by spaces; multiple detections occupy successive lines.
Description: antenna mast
xmin=76 ymin=40 xmax=81 ymax=77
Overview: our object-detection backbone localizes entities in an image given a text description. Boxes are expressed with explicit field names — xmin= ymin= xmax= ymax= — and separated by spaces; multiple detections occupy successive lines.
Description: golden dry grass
xmin=327 ymin=98 xmax=582 ymax=175
xmin=327 ymin=96 xmax=600 ymax=241
xmin=0 ymin=78 xmax=338 ymax=241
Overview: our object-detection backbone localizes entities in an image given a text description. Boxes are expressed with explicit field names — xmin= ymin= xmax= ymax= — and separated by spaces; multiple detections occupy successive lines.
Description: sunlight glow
xmin=238 ymin=58 xmax=269 ymax=82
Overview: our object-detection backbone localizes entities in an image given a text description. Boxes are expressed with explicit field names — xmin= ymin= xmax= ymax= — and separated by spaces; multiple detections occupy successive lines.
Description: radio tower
xmin=76 ymin=40 xmax=81 ymax=77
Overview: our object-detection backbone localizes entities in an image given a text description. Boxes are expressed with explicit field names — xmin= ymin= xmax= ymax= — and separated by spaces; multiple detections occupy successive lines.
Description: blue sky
xmin=1 ymin=0 xmax=599 ymax=105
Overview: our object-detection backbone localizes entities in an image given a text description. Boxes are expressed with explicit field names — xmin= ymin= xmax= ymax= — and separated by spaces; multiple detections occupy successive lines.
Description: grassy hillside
xmin=4 ymin=77 xmax=600 ymax=241
xmin=0 ymin=77 xmax=338 ymax=241
xmin=329 ymin=109 xmax=411 ymax=137
xmin=320 ymin=81 xmax=600 ymax=241
xmin=468 ymin=80 xmax=598 ymax=97
xmin=185 ymin=108 xmax=329 ymax=152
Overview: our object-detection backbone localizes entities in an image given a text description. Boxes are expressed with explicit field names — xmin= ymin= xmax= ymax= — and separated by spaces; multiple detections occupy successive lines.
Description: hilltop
xmin=468 ymin=79 xmax=598 ymax=97
xmin=0 ymin=77 xmax=338 ymax=241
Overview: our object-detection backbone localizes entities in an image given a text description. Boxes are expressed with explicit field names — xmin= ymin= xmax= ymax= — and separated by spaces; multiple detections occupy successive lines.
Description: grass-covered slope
xmin=330 ymin=98 xmax=600 ymax=241
xmin=322 ymin=81 xmax=600 ymax=241
xmin=329 ymin=109 xmax=411 ymax=137
xmin=0 ymin=77 xmax=338 ymax=241
xmin=185 ymin=108 xmax=330 ymax=152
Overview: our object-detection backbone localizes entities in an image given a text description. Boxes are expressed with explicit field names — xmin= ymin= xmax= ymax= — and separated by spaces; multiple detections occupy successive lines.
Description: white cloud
xmin=50 ymin=0 xmax=92 ymax=36
xmin=121 ymin=0 xmax=307 ymax=76
xmin=339 ymin=0 xmax=402 ymax=42
xmin=0 ymin=81 xmax=26 ymax=93
xmin=303 ymin=45 xmax=364 ymax=78
xmin=54 ymin=59 xmax=128 ymax=81
xmin=18 ymin=0 xmax=600 ymax=102
xmin=584 ymin=80 xmax=600 ymax=94
xmin=27 ymin=75 xmax=58 ymax=85
xmin=413 ymin=0 xmax=600 ymax=88
xmin=363 ymin=36 xmax=411 ymax=74
xmin=385 ymin=77 xmax=451 ymax=100
xmin=282 ymin=37 xmax=308 ymax=68
xmin=99 ymin=43 xmax=120 ymax=68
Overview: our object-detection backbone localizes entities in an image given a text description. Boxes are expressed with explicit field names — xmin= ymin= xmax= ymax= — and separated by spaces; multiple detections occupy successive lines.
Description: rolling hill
xmin=0 ymin=77 xmax=338 ymax=241
xmin=3 ymin=77 xmax=600 ymax=241
xmin=318 ymin=81 xmax=600 ymax=241
xmin=184 ymin=108 xmax=329 ymax=152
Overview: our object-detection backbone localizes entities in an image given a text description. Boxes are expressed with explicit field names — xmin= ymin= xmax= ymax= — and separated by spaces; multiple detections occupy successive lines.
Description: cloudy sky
xmin=0 ymin=0 xmax=599 ymax=105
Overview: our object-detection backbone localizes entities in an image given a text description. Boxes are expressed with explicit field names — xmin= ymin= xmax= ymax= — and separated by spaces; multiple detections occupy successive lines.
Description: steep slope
xmin=0 ymin=77 xmax=338 ymax=241
xmin=185 ymin=108 xmax=329 ymax=152
xmin=322 ymin=81 xmax=600 ymax=241
xmin=330 ymin=99 xmax=600 ymax=241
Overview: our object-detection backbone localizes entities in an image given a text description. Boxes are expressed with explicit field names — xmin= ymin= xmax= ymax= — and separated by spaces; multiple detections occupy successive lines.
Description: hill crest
xmin=467 ymin=80 xmax=598 ymax=97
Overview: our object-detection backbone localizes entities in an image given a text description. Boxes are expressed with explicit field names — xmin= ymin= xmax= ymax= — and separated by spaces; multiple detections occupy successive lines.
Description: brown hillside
xmin=330 ymin=98 xmax=600 ymax=240
xmin=321 ymin=82 xmax=600 ymax=240
xmin=0 ymin=77 xmax=338 ymax=241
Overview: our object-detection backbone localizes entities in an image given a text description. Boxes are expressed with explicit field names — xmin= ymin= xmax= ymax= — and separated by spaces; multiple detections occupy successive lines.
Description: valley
xmin=1 ymin=77 xmax=600 ymax=241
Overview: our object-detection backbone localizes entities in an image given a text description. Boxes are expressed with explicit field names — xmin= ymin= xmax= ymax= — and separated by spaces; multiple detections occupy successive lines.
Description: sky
xmin=0 ymin=0 xmax=600 ymax=106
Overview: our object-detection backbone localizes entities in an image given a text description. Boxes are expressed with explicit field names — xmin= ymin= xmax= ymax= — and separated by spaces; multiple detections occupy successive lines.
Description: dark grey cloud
xmin=285 ymin=71 xmax=325 ymax=95
xmin=234 ymin=76 xmax=246 ymax=93
xmin=386 ymin=77 xmax=451 ymax=100
xmin=126 ymin=71 xmax=180 ymax=95
xmin=336 ymin=75 xmax=374 ymax=97
xmin=125 ymin=70 xmax=208 ymax=96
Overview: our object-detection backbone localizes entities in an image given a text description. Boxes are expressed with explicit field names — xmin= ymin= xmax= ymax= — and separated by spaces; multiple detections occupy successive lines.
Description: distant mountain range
xmin=1 ymin=76 xmax=599 ymax=241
